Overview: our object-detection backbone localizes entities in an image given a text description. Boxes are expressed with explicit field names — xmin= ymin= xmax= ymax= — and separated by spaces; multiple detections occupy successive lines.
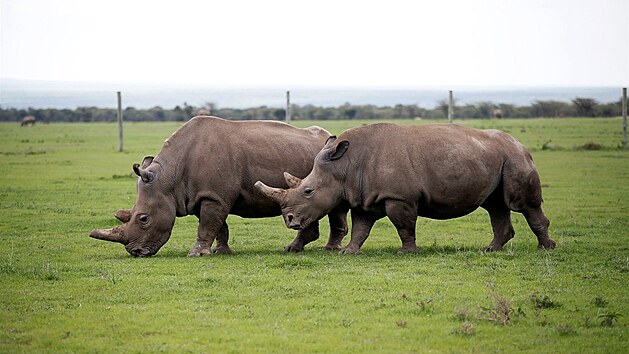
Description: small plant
xmin=451 ymin=321 xmax=475 ymax=336
xmin=597 ymin=310 xmax=622 ymax=327
xmin=576 ymin=141 xmax=603 ymax=150
xmin=514 ymin=306 xmax=527 ymax=318
xmin=582 ymin=316 xmax=593 ymax=328
xmin=556 ymin=324 xmax=576 ymax=336
xmin=540 ymin=139 xmax=563 ymax=151
xmin=111 ymin=173 xmax=135 ymax=180
xmin=592 ymin=296 xmax=608 ymax=308
xmin=479 ymin=282 xmax=518 ymax=325
xmin=479 ymin=296 xmax=512 ymax=325
xmin=539 ymin=315 xmax=549 ymax=327
xmin=340 ymin=319 xmax=353 ymax=328
xmin=531 ymin=293 xmax=560 ymax=309
xmin=415 ymin=299 xmax=434 ymax=314
xmin=396 ymin=319 xmax=407 ymax=328
xmin=454 ymin=308 xmax=469 ymax=321
xmin=38 ymin=262 xmax=60 ymax=281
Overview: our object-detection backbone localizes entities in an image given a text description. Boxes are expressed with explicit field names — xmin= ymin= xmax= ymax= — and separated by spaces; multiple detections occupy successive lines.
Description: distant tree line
xmin=0 ymin=97 xmax=624 ymax=122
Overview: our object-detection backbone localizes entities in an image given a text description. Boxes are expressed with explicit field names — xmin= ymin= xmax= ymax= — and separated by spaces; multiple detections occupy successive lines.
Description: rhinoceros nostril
xmin=285 ymin=214 xmax=302 ymax=230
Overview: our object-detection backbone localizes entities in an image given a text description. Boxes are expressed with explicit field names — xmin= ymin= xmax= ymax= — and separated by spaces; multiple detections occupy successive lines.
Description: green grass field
xmin=1 ymin=118 xmax=627 ymax=352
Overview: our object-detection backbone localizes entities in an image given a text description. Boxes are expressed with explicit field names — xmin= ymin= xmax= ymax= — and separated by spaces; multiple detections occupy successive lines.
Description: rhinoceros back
xmin=334 ymin=123 xmax=539 ymax=219
xmin=154 ymin=116 xmax=331 ymax=217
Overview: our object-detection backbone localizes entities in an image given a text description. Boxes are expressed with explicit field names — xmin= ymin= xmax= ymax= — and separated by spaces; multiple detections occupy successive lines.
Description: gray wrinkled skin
xmin=90 ymin=116 xmax=348 ymax=257
xmin=256 ymin=123 xmax=555 ymax=254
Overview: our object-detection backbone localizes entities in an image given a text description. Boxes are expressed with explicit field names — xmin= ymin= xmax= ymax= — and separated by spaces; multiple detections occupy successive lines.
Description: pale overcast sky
xmin=1 ymin=0 xmax=627 ymax=87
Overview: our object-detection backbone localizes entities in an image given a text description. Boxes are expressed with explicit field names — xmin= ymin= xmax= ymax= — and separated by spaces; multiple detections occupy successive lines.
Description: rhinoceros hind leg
xmin=523 ymin=207 xmax=556 ymax=249
xmin=502 ymin=167 xmax=554 ymax=249
xmin=285 ymin=221 xmax=320 ymax=252
xmin=212 ymin=223 xmax=232 ymax=255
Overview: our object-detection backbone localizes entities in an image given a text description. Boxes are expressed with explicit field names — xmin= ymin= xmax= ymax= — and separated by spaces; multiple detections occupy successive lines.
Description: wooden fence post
xmin=286 ymin=91 xmax=291 ymax=123
xmin=623 ymin=87 xmax=627 ymax=150
xmin=117 ymin=91 xmax=123 ymax=152
xmin=448 ymin=90 xmax=454 ymax=123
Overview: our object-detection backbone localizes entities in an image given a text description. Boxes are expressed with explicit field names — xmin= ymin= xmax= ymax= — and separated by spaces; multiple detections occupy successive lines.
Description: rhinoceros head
xmin=90 ymin=156 xmax=176 ymax=257
xmin=255 ymin=137 xmax=349 ymax=230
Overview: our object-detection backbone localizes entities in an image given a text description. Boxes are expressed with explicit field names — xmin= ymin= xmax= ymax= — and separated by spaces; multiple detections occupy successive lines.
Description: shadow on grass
xmin=91 ymin=243 xmax=532 ymax=260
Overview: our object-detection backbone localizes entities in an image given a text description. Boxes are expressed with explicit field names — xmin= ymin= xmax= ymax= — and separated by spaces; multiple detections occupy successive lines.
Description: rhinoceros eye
xmin=304 ymin=187 xmax=314 ymax=196
xmin=138 ymin=214 xmax=149 ymax=224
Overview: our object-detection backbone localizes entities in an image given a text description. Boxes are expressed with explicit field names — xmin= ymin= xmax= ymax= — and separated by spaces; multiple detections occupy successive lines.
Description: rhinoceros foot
xmin=322 ymin=243 xmax=342 ymax=251
xmin=187 ymin=245 xmax=213 ymax=257
xmin=339 ymin=245 xmax=362 ymax=254
xmin=397 ymin=245 xmax=419 ymax=255
xmin=483 ymin=244 xmax=503 ymax=252
xmin=212 ymin=245 xmax=233 ymax=255
xmin=284 ymin=243 xmax=305 ymax=253
xmin=538 ymin=239 xmax=556 ymax=249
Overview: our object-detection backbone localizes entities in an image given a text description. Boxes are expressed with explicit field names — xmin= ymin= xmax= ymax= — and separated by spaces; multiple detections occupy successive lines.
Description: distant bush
xmin=576 ymin=142 xmax=603 ymax=150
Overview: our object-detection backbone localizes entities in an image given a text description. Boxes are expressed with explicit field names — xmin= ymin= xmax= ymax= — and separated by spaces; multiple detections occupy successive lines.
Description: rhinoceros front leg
xmin=188 ymin=199 xmax=229 ymax=257
xmin=285 ymin=221 xmax=320 ymax=252
xmin=484 ymin=204 xmax=515 ymax=252
xmin=341 ymin=209 xmax=379 ymax=254
xmin=323 ymin=205 xmax=349 ymax=251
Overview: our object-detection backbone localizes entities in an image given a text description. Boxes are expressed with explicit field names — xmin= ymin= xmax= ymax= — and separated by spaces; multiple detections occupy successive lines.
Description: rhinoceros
xmin=90 ymin=116 xmax=348 ymax=257
xmin=255 ymin=123 xmax=556 ymax=254
xmin=21 ymin=116 xmax=36 ymax=126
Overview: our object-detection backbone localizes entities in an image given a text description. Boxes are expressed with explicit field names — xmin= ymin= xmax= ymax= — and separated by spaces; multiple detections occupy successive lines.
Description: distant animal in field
xmin=21 ymin=116 xmax=36 ymax=126
xmin=493 ymin=109 xmax=503 ymax=119
xmin=90 ymin=116 xmax=348 ymax=257
xmin=197 ymin=108 xmax=210 ymax=116
xmin=256 ymin=123 xmax=556 ymax=254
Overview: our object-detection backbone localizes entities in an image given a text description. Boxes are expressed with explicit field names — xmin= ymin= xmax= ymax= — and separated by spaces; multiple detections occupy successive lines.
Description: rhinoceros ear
xmin=283 ymin=172 xmax=302 ymax=189
xmin=133 ymin=163 xmax=155 ymax=183
xmin=114 ymin=209 xmax=132 ymax=223
xmin=141 ymin=156 xmax=154 ymax=169
xmin=254 ymin=181 xmax=287 ymax=203
xmin=325 ymin=140 xmax=349 ymax=161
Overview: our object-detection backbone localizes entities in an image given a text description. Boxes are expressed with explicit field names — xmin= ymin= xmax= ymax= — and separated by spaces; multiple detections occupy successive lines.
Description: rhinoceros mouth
xmin=285 ymin=212 xmax=306 ymax=230
xmin=288 ymin=224 xmax=303 ymax=231
xmin=126 ymin=246 xmax=154 ymax=257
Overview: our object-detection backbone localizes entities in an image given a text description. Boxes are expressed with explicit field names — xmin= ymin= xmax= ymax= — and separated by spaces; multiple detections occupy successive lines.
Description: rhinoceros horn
xmin=254 ymin=181 xmax=287 ymax=203
xmin=89 ymin=225 xmax=127 ymax=244
xmin=283 ymin=172 xmax=302 ymax=188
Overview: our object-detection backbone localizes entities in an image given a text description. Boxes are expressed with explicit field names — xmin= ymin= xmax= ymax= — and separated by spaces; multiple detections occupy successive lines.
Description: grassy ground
xmin=1 ymin=118 xmax=627 ymax=352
